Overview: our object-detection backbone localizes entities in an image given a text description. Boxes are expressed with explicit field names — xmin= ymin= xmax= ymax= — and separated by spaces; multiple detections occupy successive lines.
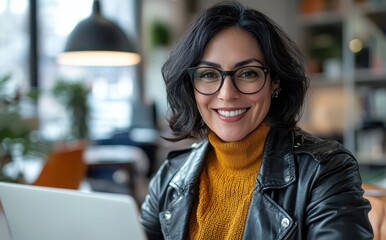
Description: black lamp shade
xmin=57 ymin=0 xmax=141 ymax=66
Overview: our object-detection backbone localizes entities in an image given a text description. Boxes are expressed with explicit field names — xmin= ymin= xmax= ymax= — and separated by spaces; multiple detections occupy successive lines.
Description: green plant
xmin=150 ymin=21 xmax=171 ymax=48
xmin=52 ymin=79 xmax=90 ymax=140
xmin=0 ymin=74 xmax=51 ymax=182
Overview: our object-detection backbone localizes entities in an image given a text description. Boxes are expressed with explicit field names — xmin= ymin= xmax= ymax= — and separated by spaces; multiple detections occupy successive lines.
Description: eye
xmin=236 ymin=66 xmax=266 ymax=82
xmin=200 ymin=71 xmax=218 ymax=79
xmin=239 ymin=70 xmax=258 ymax=78
xmin=194 ymin=68 xmax=220 ymax=81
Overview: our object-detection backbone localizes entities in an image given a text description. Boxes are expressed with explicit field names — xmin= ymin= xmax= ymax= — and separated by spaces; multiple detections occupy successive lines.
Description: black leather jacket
xmin=141 ymin=128 xmax=373 ymax=239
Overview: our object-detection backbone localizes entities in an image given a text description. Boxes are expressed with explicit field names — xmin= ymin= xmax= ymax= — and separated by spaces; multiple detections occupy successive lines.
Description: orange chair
xmin=33 ymin=142 xmax=87 ymax=190
xmin=363 ymin=183 xmax=386 ymax=240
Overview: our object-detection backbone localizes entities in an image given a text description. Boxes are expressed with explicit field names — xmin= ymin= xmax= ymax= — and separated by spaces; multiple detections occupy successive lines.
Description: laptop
xmin=0 ymin=182 xmax=147 ymax=240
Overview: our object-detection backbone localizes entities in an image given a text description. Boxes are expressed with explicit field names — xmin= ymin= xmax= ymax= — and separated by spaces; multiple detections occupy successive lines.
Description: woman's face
xmin=194 ymin=27 xmax=278 ymax=142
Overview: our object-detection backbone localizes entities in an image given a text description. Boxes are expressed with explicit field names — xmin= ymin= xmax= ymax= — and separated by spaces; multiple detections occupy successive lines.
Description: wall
xmin=197 ymin=0 xmax=299 ymax=40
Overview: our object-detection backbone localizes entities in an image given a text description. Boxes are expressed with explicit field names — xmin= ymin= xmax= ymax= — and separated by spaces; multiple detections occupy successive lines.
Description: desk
xmin=3 ymin=145 xmax=149 ymax=204
xmin=84 ymin=145 xmax=149 ymax=204
xmin=84 ymin=145 xmax=148 ymax=166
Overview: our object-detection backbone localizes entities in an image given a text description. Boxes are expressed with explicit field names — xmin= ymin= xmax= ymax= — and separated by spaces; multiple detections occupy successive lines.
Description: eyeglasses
xmin=187 ymin=65 xmax=270 ymax=95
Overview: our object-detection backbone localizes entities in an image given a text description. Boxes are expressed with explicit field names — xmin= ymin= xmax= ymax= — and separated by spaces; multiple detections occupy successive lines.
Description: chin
xmin=217 ymin=132 xmax=247 ymax=142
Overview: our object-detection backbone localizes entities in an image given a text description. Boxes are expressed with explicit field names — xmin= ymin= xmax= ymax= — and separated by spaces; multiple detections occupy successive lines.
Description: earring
xmin=272 ymin=88 xmax=281 ymax=98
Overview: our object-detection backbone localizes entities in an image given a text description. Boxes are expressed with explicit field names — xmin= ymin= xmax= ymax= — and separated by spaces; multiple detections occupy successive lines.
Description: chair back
xmin=363 ymin=183 xmax=386 ymax=240
xmin=33 ymin=142 xmax=87 ymax=189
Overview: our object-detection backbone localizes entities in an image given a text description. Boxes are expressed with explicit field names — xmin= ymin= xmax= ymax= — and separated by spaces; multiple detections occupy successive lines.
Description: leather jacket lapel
xmin=243 ymin=128 xmax=298 ymax=239
xmin=243 ymin=186 xmax=297 ymax=240
xmin=258 ymin=127 xmax=296 ymax=190
xmin=160 ymin=141 xmax=210 ymax=240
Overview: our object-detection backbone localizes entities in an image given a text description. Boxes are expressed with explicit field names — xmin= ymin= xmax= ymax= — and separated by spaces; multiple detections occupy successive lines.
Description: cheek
xmin=195 ymin=92 xmax=208 ymax=108
xmin=194 ymin=92 xmax=206 ymax=116
xmin=194 ymin=93 xmax=215 ymax=126
xmin=250 ymin=90 xmax=272 ymax=113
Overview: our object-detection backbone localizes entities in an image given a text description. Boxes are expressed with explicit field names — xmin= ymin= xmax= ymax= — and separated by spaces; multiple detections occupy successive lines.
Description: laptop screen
xmin=0 ymin=182 xmax=146 ymax=240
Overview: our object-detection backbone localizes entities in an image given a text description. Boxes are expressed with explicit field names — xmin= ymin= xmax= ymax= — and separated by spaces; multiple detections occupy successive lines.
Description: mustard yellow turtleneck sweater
xmin=188 ymin=122 xmax=271 ymax=240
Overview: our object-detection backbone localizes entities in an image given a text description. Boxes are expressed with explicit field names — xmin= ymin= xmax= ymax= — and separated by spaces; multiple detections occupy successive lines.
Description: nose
xmin=217 ymin=75 xmax=240 ymax=100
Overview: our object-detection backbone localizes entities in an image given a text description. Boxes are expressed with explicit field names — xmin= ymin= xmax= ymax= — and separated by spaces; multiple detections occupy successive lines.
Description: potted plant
xmin=51 ymin=79 xmax=90 ymax=140
xmin=0 ymin=74 xmax=50 ymax=182
xmin=150 ymin=20 xmax=171 ymax=49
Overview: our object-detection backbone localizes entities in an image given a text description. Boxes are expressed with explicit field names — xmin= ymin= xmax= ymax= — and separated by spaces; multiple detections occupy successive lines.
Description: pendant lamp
xmin=57 ymin=0 xmax=141 ymax=66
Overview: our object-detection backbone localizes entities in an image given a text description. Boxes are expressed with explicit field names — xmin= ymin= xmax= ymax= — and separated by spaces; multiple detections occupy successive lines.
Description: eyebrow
xmin=197 ymin=58 xmax=265 ymax=69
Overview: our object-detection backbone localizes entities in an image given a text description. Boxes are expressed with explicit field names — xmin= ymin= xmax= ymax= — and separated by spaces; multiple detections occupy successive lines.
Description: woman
xmin=141 ymin=1 xmax=373 ymax=239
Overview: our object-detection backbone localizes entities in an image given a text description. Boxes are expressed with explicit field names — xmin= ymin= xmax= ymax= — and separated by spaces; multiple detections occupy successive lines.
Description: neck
xmin=208 ymin=122 xmax=271 ymax=170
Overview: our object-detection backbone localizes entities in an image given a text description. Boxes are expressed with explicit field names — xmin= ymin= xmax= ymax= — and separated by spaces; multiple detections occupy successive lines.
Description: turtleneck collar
xmin=207 ymin=122 xmax=271 ymax=171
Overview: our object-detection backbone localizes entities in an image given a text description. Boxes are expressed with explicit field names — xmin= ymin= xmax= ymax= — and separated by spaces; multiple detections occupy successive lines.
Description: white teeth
xmin=217 ymin=109 xmax=247 ymax=117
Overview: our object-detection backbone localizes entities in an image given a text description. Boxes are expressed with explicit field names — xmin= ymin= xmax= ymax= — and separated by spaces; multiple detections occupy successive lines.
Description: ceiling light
xmin=57 ymin=0 xmax=141 ymax=66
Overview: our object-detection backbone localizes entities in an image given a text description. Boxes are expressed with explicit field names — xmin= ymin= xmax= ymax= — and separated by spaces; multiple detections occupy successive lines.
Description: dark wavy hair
xmin=162 ymin=1 xmax=309 ymax=141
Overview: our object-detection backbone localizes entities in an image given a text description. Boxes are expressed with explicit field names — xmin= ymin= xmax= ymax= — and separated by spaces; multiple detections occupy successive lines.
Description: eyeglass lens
xmin=191 ymin=66 xmax=267 ymax=95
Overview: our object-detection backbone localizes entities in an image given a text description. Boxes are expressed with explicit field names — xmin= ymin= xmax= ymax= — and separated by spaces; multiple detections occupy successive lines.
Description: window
xmin=37 ymin=0 xmax=140 ymax=140
xmin=0 ymin=0 xmax=29 ymax=93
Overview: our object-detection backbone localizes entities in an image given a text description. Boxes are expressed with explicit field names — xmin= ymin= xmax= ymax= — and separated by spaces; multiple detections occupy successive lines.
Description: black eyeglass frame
xmin=187 ymin=65 xmax=270 ymax=95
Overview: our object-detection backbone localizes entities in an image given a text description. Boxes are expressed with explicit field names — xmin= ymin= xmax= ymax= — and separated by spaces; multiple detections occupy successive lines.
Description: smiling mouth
xmin=217 ymin=108 xmax=248 ymax=117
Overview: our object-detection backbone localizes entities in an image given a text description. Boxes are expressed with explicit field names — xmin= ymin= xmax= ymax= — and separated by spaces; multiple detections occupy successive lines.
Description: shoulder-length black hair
xmin=162 ymin=1 xmax=309 ymax=141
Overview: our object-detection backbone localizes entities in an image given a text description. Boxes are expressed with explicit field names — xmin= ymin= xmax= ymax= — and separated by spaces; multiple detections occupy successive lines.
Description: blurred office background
xmin=1 ymin=0 xmax=386 ymax=205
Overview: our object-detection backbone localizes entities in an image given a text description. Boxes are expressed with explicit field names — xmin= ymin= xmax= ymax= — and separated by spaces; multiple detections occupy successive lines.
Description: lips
xmin=216 ymin=108 xmax=248 ymax=118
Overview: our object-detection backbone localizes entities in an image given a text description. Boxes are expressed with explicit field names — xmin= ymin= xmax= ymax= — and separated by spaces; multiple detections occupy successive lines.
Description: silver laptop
xmin=0 ymin=182 xmax=146 ymax=240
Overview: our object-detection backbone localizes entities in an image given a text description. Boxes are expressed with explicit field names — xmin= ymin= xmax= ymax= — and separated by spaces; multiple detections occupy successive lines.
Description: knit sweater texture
xmin=188 ymin=122 xmax=271 ymax=239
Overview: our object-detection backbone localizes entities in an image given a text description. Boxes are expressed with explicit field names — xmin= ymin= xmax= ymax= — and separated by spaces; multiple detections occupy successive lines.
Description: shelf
xmin=359 ymin=163 xmax=386 ymax=184
xmin=366 ymin=10 xmax=386 ymax=31
xmin=298 ymin=0 xmax=386 ymax=164
xmin=358 ymin=155 xmax=386 ymax=166
xmin=309 ymin=77 xmax=343 ymax=87
xmin=299 ymin=11 xmax=344 ymax=27
xmin=356 ymin=2 xmax=386 ymax=30
xmin=308 ymin=69 xmax=386 ymax=87
xmin=355 ymin=68 xmax=386 ymax=87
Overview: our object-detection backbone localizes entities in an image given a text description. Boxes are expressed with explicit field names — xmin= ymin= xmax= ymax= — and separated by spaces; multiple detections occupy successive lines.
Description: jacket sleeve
xmin=306 ymin=152 xmax=373 ymax=239
xmin=140 ymin=163 xmax=167 ymax=240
